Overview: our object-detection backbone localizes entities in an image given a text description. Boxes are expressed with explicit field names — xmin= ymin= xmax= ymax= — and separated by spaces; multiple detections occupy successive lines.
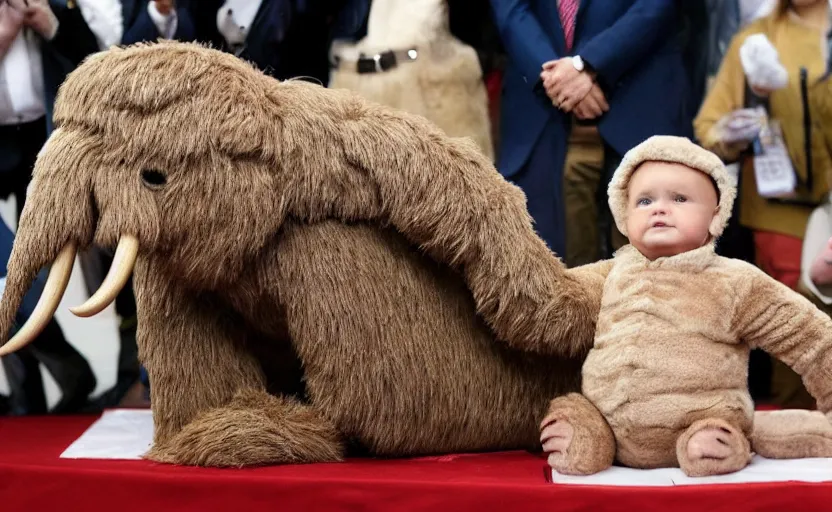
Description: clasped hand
xmin=1 ymin=0 xmax=58 ymax=41
xmin=540 ymin=57 xmax=608 ymax=120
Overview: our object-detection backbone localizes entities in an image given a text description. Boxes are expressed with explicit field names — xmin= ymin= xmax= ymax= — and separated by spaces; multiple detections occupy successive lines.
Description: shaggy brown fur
xmin=0 ymin=41 xmax=600 ymax=467
xmin=541 ymin=393 xmax=616 ymax=475
xmin=544 ymin=137 xmax=832 ymax=478
xmin=752 ymin=410 xmax=832 ymax=460
xmin=328 ymin=0 xmax=493 ymax=159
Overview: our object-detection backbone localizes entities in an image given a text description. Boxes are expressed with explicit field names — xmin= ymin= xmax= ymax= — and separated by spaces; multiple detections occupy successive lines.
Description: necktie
xmin=558 ymin=0 xmax=580 ymax=52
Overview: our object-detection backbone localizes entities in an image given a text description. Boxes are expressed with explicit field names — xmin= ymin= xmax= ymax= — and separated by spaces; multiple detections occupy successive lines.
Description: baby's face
xmin=625 ymin=162 xmax=719 ymax=260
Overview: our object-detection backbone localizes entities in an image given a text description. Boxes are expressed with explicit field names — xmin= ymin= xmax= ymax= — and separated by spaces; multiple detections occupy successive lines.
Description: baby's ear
xmin=709 ymin=205 xmax=723 ymax=237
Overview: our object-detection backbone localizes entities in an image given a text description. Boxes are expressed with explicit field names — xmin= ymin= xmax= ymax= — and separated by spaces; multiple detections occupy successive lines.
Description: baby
xmin=540 ymin=136 xmax=832 ymax=477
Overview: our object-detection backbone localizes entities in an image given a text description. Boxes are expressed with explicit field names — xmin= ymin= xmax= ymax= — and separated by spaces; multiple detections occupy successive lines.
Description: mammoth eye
xmin=141 ymin=169 xmax=167 ymax=189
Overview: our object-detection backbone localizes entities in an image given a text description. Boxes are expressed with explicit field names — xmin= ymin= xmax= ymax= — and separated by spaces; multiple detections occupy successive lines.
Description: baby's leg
xmin=540 ymin=393 xmax=615 ymax=475
xmin=752 ymin=410 xmax=832 ymax=459
xmin=676 ymin=418 xmax=752 ymax=477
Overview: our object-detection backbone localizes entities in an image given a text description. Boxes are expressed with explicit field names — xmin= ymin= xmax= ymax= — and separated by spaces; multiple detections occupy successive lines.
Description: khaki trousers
xmin=562 ymin=124 xmax=627 ymax=267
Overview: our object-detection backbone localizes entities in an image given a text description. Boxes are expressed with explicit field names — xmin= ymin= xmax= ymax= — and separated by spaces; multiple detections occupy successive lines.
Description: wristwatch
xmin=571 ymin=55 xmax=585 ymax=72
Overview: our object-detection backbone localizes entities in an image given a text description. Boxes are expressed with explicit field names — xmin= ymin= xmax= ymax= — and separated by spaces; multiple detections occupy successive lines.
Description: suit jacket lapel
xmin=250 ymin=0 xmax=296 ymax=44
xmin=573 ymin=0 xmax=592 ymax=51
xmin=538 ymin=0 xmax=566 ymax=56
xmin=121 ymin=0 xmax=137 ymax=29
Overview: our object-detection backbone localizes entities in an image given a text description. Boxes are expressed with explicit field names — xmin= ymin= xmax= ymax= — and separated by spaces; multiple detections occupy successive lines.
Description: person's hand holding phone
xmin=0 ymin=0 xmax=25 ymax=53
xmin=11 ymin=0 xmax=59 ymax=40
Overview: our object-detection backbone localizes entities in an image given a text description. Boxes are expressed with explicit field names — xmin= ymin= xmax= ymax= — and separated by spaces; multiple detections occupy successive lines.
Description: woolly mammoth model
xmin=328 ymin=0 xmax=494 ymax=160
xmin=0 ymin=42 xmax=601 ymax=467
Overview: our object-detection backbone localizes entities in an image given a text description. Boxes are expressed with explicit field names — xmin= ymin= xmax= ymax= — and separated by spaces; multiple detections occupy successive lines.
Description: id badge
xmin=753 ymin=119 xmax=797 ymax=198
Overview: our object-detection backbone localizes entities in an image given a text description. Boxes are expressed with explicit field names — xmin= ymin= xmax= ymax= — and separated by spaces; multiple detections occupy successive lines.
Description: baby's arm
xmin=735 ymin=266 xmax=832 ymax=416
xmin=567 ymin=259 xmax=614 ymax=295
xmin=562 ymin=259 xmax=614 ymax=355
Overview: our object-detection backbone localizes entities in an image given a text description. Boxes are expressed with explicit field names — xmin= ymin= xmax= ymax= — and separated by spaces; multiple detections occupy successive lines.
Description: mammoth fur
xmin=0 ymin=42 xmax=604 ymax=467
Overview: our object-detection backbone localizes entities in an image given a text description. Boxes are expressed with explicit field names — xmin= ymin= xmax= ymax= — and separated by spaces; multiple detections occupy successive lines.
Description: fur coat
xmin=328 ymin=0 xmax=493 ymax=159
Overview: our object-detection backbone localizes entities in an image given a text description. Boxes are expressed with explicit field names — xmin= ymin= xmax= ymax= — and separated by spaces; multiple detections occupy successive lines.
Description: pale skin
xmin=539 ymin=58 xmax=609 ymax=120
xmin=0 ymin=1 xmax=25 ymax=58
xmin=6 ymin=0 xmax=57 ymax=40
xmin=153 ymin=0 xmax=175 ymax=16
xmin=811 ymin=238 xmax=832 ymax=287
xmin=540 ymin=162 xmax=735 ymax=469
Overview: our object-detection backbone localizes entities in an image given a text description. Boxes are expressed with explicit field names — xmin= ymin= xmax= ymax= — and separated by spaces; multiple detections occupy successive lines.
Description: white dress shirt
xmin=0 ymin=30 xmax=45 ymax=126
xmin=76 ymin=0 xmax=123 ymax=49
xmin=147 ymin=1 xmax=178 ymax=39
xmin=216 ymin=0 xmax=262 ymax=47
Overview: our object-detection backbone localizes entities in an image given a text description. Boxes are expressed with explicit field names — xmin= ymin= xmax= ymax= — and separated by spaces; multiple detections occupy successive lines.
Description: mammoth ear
xmin=210 ymin=74 xmax=283 ymax=159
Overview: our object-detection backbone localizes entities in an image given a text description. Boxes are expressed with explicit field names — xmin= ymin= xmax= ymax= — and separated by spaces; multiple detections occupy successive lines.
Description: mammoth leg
xmin=150 ymin=389 xmax=343 ymax=467
xmin=273 ymin=220 xmax=578 ymax=457
xmin=134 ymin=262 xmax=342 ymax=467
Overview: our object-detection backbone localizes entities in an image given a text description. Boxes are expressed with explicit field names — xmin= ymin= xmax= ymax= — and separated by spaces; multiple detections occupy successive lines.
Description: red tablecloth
xmin=0 ymin=413 xmax=829 ymax=511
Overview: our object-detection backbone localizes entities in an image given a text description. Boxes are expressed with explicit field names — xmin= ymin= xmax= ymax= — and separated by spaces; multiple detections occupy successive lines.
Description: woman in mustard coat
xmin=694 ymin=0 xmax=831 ymax=408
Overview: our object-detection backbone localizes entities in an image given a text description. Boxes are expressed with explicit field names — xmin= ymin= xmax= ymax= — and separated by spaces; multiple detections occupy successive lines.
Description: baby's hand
xmin=809 ymin=237 xmax=832 ymax=287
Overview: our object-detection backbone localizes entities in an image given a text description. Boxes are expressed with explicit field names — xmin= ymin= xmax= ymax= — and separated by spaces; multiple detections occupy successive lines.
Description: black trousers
xmin=0 ymin=117 xmax=96 ymax=414
xmin=0 ymin=118 xmax=48 ymax=220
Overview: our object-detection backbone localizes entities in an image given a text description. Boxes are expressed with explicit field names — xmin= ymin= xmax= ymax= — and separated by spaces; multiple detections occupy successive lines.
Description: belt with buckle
xmin=332 ymin=48 xmax=419 ymax=74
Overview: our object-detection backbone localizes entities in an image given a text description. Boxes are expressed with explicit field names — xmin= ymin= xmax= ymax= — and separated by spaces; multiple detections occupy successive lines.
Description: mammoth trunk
xmin=0 ymin=126 xmax=145 ymax=355
xmin=0 ymin=229 xmax=76 ymax=356
xmin=0 ymin=233 xmax=139 ymax=356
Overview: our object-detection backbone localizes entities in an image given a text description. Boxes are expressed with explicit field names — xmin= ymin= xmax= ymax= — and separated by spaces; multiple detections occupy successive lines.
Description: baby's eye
xmin=675 ymin=195 xmax=687 ymax=203
xmin=636 ymin=197 xmax=651 ymax=206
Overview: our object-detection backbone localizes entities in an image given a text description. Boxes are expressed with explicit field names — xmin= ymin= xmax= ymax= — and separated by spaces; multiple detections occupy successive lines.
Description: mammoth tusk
xmin=0 ymin=243 xmax=77 ymax=357
xmin=70 ymin=235 xmax=139 ymax=318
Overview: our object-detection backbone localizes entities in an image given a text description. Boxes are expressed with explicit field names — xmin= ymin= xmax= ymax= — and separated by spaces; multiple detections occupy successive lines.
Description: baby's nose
xmin=651 ymin=202 xmax=668 ymax=214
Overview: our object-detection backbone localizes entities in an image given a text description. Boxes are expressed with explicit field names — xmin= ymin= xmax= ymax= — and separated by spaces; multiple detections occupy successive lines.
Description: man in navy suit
xmin=122 ymin=0 xmax=196 ymax=44
xmin=0 ymin=0 xmax=99 ymax=414
xmin=489 ymin=0 xmax=691 ymax=265
xmin=189 ymin=0 xmax=317 ymax=82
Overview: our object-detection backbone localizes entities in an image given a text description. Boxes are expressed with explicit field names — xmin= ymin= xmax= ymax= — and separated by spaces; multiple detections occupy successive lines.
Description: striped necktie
xmin=558 ymin=0 xmax=580 ymax=52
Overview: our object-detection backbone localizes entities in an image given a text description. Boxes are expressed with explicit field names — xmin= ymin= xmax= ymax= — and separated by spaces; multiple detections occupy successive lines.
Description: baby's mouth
xmin=651 ymin=221 xmax=671 ymax=229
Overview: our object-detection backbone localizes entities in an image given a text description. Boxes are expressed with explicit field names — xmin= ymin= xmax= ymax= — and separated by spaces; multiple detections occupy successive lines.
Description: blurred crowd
xmin=1 ymin=0 xmax=831 ymax=415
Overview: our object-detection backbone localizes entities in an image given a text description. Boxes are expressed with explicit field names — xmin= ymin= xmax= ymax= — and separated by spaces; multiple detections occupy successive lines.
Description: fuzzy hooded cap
xmin=607 ymin=135 xmax=737 ymax=239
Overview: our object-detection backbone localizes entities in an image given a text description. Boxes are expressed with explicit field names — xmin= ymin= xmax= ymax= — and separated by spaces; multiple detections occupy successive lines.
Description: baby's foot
xmin=677 ymin=419 xmax=751 ymax=477
xmin=687 ymin=427 xmax=736 ymax=460
xmin=753 ymin=410 xmax=832 ymax=459
xmin=541 ymin=419 xmax=575 ymax=471
xmin=540 ymin=393 xmax=615 ymax=476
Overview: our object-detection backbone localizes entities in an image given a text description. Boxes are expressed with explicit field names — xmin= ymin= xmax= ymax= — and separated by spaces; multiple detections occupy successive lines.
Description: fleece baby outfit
xmin=550 ymin=136 xmax=832 ymax=477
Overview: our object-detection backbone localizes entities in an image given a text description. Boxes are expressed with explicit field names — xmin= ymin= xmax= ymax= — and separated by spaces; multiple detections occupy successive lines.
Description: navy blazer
xmin=122 ymin=1 xmax=197 ymax=44
xmin=0 ymin=221 xmax=46 ymax=324
xmin=490 ymin=0 xmax=691 ymax=178
xmin=191 ymin=0 xmax=294 ymax=78
xmin=43 ymin=1 xmax=100 ymax=131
